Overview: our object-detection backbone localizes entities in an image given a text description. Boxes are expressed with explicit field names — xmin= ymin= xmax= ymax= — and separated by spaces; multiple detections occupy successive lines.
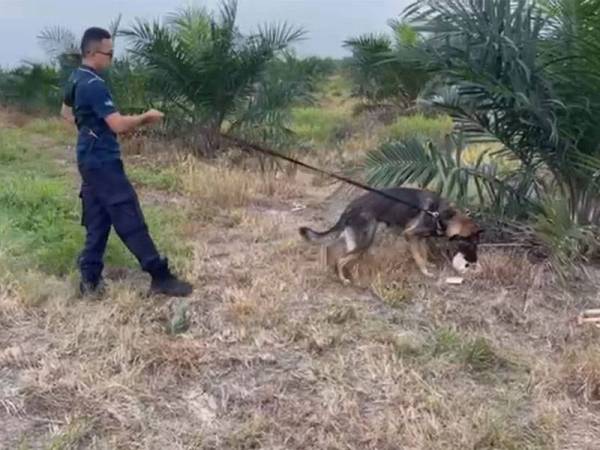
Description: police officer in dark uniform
xmin=61 ymin=27 xmax=193 ymax=298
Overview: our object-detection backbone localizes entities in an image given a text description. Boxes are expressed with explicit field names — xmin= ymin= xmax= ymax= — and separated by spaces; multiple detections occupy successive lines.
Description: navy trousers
xmin=77 ymin=160 xmax=163 ymax=283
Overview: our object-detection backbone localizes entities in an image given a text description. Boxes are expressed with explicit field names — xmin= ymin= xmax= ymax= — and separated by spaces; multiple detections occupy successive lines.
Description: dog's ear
xmin=445 ymin=212 xmax=481 ymax=239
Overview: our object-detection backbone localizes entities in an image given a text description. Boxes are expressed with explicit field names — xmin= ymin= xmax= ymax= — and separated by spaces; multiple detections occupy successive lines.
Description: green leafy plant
xmin=533 ymin=197 xmax=600 ymax=280
xmin=122 ymin=0 xmax=307 ymax=155
xmin=343 ymin=21 xmax=431 ymax=109
xmin=399 ymin=0 xmax=600 ymax=223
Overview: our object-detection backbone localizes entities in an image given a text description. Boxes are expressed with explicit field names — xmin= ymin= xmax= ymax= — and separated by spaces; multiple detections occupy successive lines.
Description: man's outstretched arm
xmin=104 ymin=109 xmax=164 ymax=134
xmin=82 ymin=77 xmax=165 ymax=134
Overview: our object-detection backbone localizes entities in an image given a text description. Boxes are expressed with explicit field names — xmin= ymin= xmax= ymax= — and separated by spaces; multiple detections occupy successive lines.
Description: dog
xmin=299 ymin=187 xmax=482 ymax=284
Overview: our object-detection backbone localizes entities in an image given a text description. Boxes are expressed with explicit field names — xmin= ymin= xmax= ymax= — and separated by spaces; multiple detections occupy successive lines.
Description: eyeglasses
xmin=97 ymin=50 xmax=114 ymax=59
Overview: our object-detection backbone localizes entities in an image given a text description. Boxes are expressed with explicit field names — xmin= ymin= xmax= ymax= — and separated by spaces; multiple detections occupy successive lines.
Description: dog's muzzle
xmin=452 ymin=252 xmax=470 ymax=273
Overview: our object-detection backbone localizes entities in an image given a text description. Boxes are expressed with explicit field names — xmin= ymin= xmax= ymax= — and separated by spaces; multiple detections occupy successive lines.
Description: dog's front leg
xmin=418 ymin=239 xmax=435 ymax=271
xmin=406 ymin=235 xmax=435 ymax=278
xmin=336 ymin=254 xmax=355 ymax=285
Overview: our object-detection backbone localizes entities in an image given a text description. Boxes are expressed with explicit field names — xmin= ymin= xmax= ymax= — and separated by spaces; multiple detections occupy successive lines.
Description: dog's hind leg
xmin=337 ymin=252 xmax=363 ymax=285
xmin=336 ymin=219 xmax=378 ymax=285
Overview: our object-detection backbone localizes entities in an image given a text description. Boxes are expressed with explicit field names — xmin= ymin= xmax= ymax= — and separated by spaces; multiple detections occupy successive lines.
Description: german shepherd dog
xmin=299 ymin=187 xmax=482 ymax=284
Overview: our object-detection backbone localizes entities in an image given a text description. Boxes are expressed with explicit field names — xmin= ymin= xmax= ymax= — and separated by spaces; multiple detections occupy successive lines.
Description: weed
xmin=371 ymin=276 xmax=412 ymax=308
xmin=462 ymin=336 xmax=504 ymax=373
xmin=429 ymin=326 xmax=463 ymax=357
xmin=427 ymin=329 xmax=509 ymax=374
xmin=47 ymin=419 xmax=94 ymax=450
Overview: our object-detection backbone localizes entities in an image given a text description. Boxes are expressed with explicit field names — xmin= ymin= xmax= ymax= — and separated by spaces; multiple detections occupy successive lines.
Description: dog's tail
xmin=299 ymin=217 xmax=345 ymax=245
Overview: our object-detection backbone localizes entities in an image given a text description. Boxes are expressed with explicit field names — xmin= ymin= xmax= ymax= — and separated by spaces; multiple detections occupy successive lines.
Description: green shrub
xmin=533 ymin=197 xmax=600 ymax=281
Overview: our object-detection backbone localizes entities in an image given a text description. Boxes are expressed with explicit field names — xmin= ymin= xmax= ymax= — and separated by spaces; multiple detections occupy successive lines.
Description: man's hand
xmin=141 ymin=109 xmax=164 ymax=125
xmin=61 ymin=103 xmax=75 ymax=126
xmin=105 ymin=109 xmax=165 ymax=134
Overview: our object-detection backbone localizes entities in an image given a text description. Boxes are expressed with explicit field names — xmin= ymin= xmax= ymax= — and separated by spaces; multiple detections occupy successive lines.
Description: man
xmin=61 ymin=27 xmax=193 ymax=298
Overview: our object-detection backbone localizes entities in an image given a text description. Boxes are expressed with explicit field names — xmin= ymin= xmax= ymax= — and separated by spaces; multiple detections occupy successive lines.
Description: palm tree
xmin=37 ymin=15 xmax=123 ymax=85
xmin=0 ymin=15 xmax=133 ymax=113
xmin=540 ymin=0 xmax=600 ymax=223
xmin=364 ymin=0 xmax=600 ymax=224
xmin=122 ymin=0 xmax=307 ymax=155
xmin=343 ymin=22 xmax=432 ymax=111
xmin=0 ymin=64 xmax=62 ymax=112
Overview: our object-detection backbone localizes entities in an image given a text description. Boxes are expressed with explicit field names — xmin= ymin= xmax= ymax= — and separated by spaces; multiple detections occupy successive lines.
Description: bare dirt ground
xmin=3 ymin=115 xmax=600 ymax=449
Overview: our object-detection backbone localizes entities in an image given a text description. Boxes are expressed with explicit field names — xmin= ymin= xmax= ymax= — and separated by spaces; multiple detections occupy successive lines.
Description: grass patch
xmin=562 ymin=347 xmax=600 ymax=404
xmin=290 ymin=106 xmax=353 ymax=146
xmin=46 ymin=418 xmax=94 ymax=450
xmin=319 ymin=74 xmax=353 ymax=100
xmin=382 ymin=113 xmax=454 ymax=143
xmin=462 ymin=336 xmax=504 ymax=373
xmin=473 ymin=412 xmax=553 ymax=450
xmin=428 ymin=326 xmax=463 ymax=357
xmin=127 ymin=165 xmax=182 ymax=192
xmin=371 ymin=276 xmax=413 ymax=308
xmin=144 ymin=205 xmax=191 ymax=272
xmin=426 ymin=328 xmax=512 ymax=374
xmin=180 ymin=155 xmax=299 ymax=208
xmin=386 ymin=332 xmax=424 ymax=359
xmin=0 ymin=172 xmax=135 ymax=276
xmin=0 ymin=127 xmax=189 ymax=278
xmin=22 ymin=117 xmax=75 ymax=144
xmin=0 ymin=128 xmax=63 ymax=175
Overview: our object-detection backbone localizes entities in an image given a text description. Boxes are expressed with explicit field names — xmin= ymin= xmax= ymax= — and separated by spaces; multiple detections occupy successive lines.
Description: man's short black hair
xmin=81 ymin=27 xmax=111 ymax=55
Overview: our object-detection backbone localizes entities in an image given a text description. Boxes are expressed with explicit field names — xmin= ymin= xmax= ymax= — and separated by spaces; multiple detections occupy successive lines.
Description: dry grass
xmin=3 ymin=198 xmax=594 ymax=449
xmin=179 ymin=154 xmax=302 ymax=209
xmin=476 ymin=248 xmax=538 ymax=287
xmin=0 ymin=106 xmax=34 ymax=128
xmin=561 ymin=348 xmax=600 ymax=405
xmin=4 ymin=113 xmax=600 ymax=449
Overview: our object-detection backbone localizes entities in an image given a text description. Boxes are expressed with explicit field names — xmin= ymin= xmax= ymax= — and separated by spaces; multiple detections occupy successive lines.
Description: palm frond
xmin=255 ymin=22 xmax=306 ymax=52
xmin=109 ymin=14 xmax=123 ymax=40
xmin=37 ymin=26 xmax=79 ymax=61
xmin=363 ymin=135 xmax=538 ymax=216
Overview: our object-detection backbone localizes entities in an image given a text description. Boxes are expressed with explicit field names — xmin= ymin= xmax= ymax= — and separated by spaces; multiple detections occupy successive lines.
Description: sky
xmin=0 ymin=0 xmax=412 ymax=68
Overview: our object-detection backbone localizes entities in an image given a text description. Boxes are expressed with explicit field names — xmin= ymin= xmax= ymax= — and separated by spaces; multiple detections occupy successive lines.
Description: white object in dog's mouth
xmin=452 ymin=252 xmax=470 ymax=274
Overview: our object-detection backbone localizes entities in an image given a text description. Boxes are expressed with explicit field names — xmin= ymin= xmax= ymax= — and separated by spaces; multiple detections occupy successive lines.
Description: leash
xmin=219 ymin=132 xmax=441 ymax=219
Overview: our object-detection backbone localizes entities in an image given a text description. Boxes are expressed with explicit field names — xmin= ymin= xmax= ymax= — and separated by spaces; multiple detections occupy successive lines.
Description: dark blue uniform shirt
xmin=63 ymin=65 xmax=120 ymax=167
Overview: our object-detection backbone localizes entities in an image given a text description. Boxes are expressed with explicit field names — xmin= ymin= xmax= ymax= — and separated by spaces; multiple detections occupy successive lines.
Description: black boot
xmin=78 ymin=277 xmax=106 ymax=299
xmin=148 ymin=258 xmax=193 ymax=297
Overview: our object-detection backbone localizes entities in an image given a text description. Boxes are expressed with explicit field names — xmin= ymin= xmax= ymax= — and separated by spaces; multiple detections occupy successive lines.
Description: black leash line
xmin=220 ymin=133 xmax=439 ymax=217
